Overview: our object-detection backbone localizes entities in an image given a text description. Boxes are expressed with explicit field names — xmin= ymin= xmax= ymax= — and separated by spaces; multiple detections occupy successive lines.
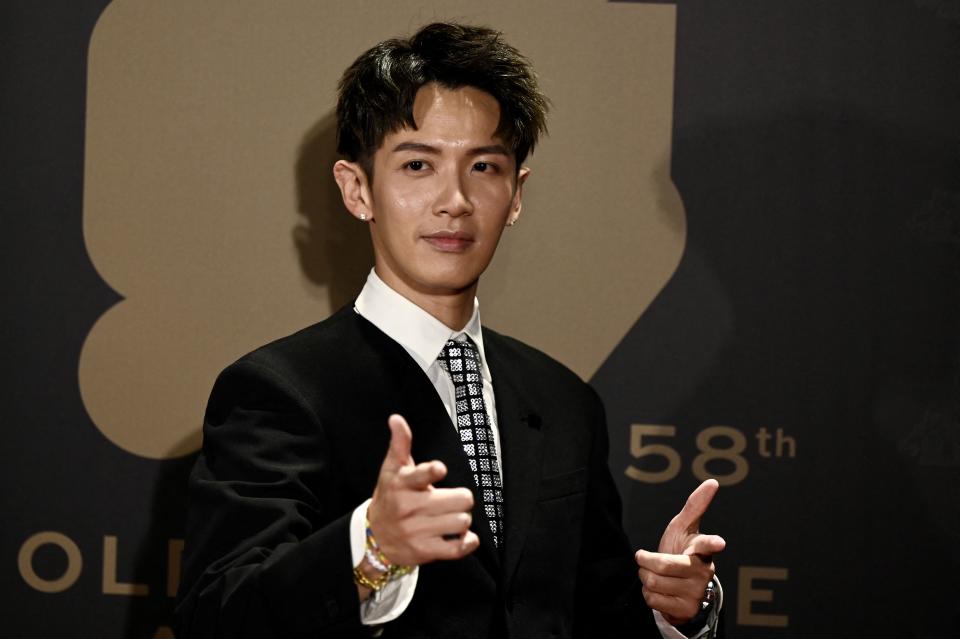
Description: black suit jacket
xmin=174 ymin=306 xmax=658 ymax=638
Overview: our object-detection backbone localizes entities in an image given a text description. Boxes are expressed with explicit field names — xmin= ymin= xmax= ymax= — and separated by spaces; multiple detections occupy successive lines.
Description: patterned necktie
xmin=437 ymin=337 xmax=504 ymax=548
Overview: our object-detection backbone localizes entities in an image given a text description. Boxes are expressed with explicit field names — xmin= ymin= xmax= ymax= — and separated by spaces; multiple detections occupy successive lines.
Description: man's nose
xmin=434 ymin=172 xmax=474 ymax=217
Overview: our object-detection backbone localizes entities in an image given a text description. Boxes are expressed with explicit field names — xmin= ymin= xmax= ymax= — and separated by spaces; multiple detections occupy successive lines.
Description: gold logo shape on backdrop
xmin=79 ymin=0 xmax=686 ymax=459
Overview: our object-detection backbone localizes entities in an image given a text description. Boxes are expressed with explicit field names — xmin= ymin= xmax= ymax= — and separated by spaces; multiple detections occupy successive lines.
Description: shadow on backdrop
xmin=294 ymin=111 xmax=374 ymax=311
xmin=122 ymin=113 xmax=375 ymax=638
xmin=122 ymin=434 xmax=195 ymax=639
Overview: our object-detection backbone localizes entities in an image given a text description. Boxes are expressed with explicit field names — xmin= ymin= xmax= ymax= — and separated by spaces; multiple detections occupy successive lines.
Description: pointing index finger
xmin=673 ymin=479 xmax=719 ymax=532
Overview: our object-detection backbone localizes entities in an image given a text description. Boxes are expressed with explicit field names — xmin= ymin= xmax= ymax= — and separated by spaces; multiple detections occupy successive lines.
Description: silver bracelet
xmin=700 ymin=579 xmax=717 ymax=612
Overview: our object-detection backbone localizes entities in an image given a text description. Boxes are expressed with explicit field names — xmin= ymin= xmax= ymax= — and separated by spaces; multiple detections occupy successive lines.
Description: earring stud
xmin=359 ymin=213 xmax=367 ymax=221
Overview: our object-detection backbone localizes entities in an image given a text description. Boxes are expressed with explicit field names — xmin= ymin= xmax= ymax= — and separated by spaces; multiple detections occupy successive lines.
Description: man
xmin=175 ymin=22 xmax=724 ymax=639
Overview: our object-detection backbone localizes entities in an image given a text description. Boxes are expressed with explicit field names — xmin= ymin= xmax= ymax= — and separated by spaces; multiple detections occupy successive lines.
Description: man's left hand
xmin=635 ymin=479 xmax=726 ymax=626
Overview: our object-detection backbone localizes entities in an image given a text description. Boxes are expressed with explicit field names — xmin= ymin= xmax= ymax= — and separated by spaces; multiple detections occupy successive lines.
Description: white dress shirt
xmin=349 ymin=270 xmax=720 ymax=637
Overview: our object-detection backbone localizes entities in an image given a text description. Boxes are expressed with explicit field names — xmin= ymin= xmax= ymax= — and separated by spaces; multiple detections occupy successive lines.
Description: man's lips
xmin=422 ymin=230 xmax=475 ymax=252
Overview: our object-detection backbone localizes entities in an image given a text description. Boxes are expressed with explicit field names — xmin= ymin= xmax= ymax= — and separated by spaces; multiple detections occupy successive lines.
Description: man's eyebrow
xmin=391 ymin=142 xmax=440 ymax=154
xmin=389 ymin=142 xmax=511 ymax=156
xmin=468 ymin=144 xmax=510 ymax=157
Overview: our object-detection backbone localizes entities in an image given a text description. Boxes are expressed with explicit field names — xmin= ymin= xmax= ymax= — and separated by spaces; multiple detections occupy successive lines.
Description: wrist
xmin=674 ymin=579 xmax=717 ymax=635
xmin=352 ymin=514 xmax=412 ymax=594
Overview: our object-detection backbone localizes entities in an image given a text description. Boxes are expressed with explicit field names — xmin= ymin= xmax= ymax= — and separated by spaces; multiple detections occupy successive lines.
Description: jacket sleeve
xmin=174 ymin=357 xmax=368 ymax=639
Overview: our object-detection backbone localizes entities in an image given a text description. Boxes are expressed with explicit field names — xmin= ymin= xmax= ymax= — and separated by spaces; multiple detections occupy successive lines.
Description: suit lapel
xmin=483 ymin=332 xmax=544 ymax=587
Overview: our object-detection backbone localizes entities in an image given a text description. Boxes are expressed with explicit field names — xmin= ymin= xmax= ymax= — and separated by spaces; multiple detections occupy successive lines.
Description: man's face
xmin=365 ymin=83 xmax=527 ymax=300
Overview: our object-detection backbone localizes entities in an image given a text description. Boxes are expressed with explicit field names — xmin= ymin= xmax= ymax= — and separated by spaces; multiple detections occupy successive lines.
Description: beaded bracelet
xmin=353 ymin=518 xmax=412 ymax=592
xmin=364 ymin=522 xmax=392 ymax=571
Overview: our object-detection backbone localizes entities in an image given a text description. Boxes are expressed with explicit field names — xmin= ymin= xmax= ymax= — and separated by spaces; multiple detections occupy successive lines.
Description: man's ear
xmin=507 ymin=166 xmax=531 ymax=226
xmin=333 ymin=159 xmax=373 ymax=221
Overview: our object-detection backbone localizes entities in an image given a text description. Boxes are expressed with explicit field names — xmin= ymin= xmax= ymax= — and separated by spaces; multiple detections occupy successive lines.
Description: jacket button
xmin=324 ymin=599 xmax=339 ymax=618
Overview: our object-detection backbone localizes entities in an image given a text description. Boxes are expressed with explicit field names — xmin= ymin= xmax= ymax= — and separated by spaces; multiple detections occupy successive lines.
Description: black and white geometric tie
xmin=437 ymin=337 xmax=504 ymax=548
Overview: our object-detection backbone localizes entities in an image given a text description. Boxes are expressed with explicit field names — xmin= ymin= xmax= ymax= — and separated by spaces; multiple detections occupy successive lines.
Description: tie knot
xmin=438 ymin=337 xmax=480 ymax=376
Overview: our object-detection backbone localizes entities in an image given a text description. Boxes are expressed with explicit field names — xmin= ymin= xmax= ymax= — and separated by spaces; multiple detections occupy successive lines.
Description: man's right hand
xmin=366 ymin=414 xmax=480 ymax=567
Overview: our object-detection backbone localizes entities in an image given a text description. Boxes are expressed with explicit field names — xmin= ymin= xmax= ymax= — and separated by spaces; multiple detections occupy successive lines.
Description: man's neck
xmin=373 ymin=267 xmax=476 ymax=331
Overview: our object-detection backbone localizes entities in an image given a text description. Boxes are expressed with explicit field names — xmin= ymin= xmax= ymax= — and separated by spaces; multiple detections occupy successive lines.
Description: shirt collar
xmin=354 ymin=269 xmax=490 ymax=381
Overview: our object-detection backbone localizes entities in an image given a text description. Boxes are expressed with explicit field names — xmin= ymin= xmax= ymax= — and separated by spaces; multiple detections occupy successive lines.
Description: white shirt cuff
xmin=651 ymin=575 xmax=723 ymax=639
xmin=349 ymin=498 xmax=419 ymax=625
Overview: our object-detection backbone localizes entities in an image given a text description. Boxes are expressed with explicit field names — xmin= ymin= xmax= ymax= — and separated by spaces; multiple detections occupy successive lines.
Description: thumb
xmin=383 ymin=414 xmax=414 ymax=470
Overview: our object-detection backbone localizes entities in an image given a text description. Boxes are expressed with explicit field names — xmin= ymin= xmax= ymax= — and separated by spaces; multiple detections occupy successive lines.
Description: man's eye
xmin=406 ymin=160 xmax=424 ymax=171
xmin=473 ymin=161 xmax=489 ymax=172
